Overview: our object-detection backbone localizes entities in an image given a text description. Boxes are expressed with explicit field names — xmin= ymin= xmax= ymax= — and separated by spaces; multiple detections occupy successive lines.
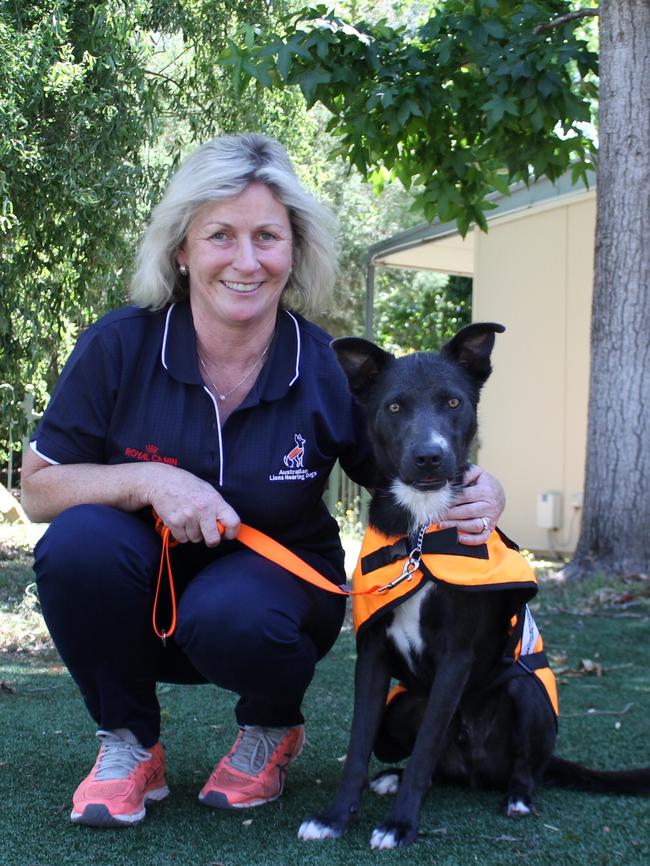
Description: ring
xmin=480 ymin=517 xmax=489 ymax=532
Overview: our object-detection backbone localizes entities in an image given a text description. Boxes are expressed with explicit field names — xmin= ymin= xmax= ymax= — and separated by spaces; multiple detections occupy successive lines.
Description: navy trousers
xmin=34 ymin=505 xmax=346 ymax=748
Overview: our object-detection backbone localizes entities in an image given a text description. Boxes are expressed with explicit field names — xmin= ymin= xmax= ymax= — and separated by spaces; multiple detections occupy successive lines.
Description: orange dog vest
xmin=352 ymin=525 xmax=559 ymax=717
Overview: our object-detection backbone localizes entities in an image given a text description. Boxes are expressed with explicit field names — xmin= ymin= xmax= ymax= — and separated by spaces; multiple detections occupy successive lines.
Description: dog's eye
xmin=387 ymin=402 xmax=401 ymax=413
xmin=448 ymin=398 xmax=461 ymax=409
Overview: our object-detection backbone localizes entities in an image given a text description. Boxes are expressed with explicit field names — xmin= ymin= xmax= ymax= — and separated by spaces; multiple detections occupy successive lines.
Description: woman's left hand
xmin=438 ymin=465 xmax=506 ymax=546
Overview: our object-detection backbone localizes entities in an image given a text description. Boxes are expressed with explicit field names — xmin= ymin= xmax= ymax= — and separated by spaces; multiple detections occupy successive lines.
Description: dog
xmin=298 ymin=322 xmax=650 ymax=849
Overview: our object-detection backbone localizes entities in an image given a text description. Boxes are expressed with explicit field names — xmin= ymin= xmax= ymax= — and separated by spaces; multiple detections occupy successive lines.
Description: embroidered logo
xmin=124 ymin=442 xmax=178 ymax=466
xmin=270 ymin=434 xmax=317 ymax=482
xmin=283 ymin=433 xmax=306 ymax=468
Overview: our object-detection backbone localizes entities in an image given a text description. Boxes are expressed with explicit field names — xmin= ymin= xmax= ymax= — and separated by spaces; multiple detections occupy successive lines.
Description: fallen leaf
xmin=580 ymin=658 xmax=604 ymax=676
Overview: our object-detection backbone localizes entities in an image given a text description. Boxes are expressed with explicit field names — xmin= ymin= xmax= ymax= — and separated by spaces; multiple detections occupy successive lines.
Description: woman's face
xmin=177 ymin=182 xmax=293 ymax=331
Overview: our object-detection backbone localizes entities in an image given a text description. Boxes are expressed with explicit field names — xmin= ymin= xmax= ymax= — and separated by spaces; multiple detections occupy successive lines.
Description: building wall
xmin=472 ymin=192 xmax=596 ymax=552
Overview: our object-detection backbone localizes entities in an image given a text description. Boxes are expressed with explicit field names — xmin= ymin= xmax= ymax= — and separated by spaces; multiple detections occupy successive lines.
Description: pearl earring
xmin=179 ymin=264 xmax=188 ymax=277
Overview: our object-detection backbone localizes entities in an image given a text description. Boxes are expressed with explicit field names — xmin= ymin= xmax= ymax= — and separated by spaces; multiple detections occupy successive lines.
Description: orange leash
xmin=152 ymin=520 xmax=180 ymax=644
xmin=152 ymin=513 xmax=384 ymax=642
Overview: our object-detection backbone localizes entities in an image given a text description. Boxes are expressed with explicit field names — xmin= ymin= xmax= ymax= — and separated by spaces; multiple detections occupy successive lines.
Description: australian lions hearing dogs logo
xmin=270 ymin=433 xmax=317 ymax=482
xmin=284 ymin=433 xmax=306 ymax=468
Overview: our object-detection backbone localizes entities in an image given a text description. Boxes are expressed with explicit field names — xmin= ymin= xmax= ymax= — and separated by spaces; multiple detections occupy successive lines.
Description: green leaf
xmin=483 ymin=19 xmax=506 ymax=39
xmin=276 ymin=44 xmax=292 ymax=80
xmin=456 ymin=209 xmax=471 ymax=237
xmin=294 ymin=66 xmax=332 ymax=104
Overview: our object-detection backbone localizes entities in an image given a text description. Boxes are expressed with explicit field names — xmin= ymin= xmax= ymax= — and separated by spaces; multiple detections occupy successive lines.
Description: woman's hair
xmin=130 ymin=134 xmax=339 ymax=316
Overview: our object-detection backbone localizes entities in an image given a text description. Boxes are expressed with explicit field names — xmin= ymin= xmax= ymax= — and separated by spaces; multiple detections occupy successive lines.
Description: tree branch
xmin=534 ymin=8 xmax=600 ymax=34
xmin=143 ymin=69 xmax=183 ymax=89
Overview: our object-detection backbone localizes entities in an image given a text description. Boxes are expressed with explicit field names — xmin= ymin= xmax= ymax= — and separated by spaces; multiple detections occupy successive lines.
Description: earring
xmin=179 ymin=264 xmax=188 ymax=277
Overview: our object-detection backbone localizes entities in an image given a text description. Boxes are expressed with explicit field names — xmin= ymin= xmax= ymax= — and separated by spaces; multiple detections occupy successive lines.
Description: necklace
xmin=198 ymin=340 xmax=272 ymax=402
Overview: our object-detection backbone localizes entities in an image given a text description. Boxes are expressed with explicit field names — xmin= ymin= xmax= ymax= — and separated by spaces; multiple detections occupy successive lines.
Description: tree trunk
xmin=568 ymin=0 xmax=650 ymax=578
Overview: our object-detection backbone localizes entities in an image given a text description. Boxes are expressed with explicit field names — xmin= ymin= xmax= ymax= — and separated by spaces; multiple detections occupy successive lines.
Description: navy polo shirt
xmin=31 ymin=300 xmax=375 ymax=572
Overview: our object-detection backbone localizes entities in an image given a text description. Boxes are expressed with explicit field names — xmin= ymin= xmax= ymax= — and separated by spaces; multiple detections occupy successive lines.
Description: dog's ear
xmin=441 ymin=322 xmax=505 ymax=385
xmin=331 ymin=337 xmax=394 ymax=398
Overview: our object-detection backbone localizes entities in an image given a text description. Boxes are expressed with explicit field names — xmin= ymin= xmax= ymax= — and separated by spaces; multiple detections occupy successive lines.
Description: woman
xmin=21 ymin=133 xmax=505 ymax=827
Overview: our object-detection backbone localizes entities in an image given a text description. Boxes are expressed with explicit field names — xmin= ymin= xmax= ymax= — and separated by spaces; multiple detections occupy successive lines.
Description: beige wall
xmin=472 ymin=192 xmax=596 ymax=552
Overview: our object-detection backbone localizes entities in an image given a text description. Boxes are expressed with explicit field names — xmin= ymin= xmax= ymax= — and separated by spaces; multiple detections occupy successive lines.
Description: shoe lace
xmin=95 ymin=730 xmax=153 ymax=781
xmin=227 ymin=726 xmax=291 ymax=776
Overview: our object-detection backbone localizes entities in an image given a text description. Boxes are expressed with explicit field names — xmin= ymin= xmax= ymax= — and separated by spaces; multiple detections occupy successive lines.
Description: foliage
xmin=1 ymin=0 xmax=161 ymax=454
xmin=374 ymin=272 xmax=471 ymax=354
xmin=0 ymin=0 xmax=297 ymax=470
xmin=218 ymin=0 xmax=598 ymax=235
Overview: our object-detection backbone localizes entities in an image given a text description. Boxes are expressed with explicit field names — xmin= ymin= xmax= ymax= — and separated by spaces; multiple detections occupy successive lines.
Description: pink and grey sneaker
xmin=71 ymin=729 xmax=169 ymax=827
xmin=199 ymin=724 xmax=305 ymax=809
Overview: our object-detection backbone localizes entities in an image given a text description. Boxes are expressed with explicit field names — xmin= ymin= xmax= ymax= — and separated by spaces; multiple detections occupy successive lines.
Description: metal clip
xmin=161 ymin=631 xmax=167 ymax=648
xmin=375 ymin=520 xmax=431 ymax=595
xmin=402 ymin=553 xmax=421 ymax=581
xmin=377 ymin=553 xmax=422 ymax=593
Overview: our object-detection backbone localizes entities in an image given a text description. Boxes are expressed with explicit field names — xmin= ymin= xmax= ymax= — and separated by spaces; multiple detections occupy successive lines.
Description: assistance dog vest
xmin=352 ymin=524 xmax=559 ymax=717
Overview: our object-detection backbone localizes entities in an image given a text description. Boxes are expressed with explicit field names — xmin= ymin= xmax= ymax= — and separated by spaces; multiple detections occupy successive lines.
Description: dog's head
xmin=332 ymin=323 xmax=504 ymax=523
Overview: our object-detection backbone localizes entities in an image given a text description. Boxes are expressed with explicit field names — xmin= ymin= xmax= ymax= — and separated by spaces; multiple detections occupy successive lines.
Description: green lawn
xmin=1 ymin=531 xmax=649 ymax=866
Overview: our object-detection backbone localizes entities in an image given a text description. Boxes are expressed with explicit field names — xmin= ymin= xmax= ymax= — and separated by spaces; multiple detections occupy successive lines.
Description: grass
xmin=1 ymin=525 xmax=650 ymax=866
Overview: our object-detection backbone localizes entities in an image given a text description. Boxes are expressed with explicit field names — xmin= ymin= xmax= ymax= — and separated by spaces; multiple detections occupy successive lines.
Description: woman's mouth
xmin=222 ymin=280 xmax=262 ymax=294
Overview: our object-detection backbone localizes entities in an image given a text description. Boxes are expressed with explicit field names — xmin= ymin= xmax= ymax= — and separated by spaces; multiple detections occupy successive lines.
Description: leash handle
xmin=152 ymin=518 xmax=179 ymax=643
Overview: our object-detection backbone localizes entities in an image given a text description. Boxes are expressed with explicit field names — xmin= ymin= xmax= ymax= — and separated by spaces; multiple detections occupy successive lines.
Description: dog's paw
xmin=369 ymin=770 xmax=401 ymax=796
xmin=505 ymin=797 xmax=535 ymax=818
xmin=370 ymin=821 xmax=417 ymax=849
xmin=298 ymin=818 xmax=343 ymax=841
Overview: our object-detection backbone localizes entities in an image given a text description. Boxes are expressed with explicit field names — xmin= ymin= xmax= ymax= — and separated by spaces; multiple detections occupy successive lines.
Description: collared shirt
xmin=31 ymin=301 xmax=375 ymax=575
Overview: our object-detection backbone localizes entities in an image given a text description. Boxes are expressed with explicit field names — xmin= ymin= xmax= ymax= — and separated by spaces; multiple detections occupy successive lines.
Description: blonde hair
xmin=131 ymin=134 xmax=338 ymax=316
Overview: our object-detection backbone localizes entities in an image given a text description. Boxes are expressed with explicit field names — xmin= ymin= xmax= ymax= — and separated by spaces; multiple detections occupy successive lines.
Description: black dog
xmin=298 ymin=323 xmax=650 ymax=849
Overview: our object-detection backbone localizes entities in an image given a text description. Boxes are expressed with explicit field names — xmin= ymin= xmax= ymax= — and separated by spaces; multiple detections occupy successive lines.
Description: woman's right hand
xmin=144 ymin=464 xmax=241 ymax=547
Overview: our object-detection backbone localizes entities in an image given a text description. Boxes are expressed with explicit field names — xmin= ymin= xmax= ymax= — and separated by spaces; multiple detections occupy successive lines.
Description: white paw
xmin=370 ymin=828 xmax=399 ymax=849
xmin=506 ymin=798 xmax=532 ymax=817
xmin=298 ymin=819 xmax=339 ymax=840
xmin=370 ymin=772 xmax=400 ymax=796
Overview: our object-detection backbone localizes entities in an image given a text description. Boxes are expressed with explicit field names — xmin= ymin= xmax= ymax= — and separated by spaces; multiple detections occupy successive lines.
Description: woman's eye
xmin=448 ymin=397 xmax=461 ymax=409
xmin=388 ymin=402 xmax=401 ymax=413
xmin=258 ymin=231 xmax=276 ymax=241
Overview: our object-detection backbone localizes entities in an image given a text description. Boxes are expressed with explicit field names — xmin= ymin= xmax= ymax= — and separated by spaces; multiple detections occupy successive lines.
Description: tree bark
xmin=568 ymin=0 xmax=650 ymax=577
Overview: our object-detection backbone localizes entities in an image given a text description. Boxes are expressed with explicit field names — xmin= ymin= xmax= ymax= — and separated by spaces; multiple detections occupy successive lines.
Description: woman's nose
xmin=232 ymin=238 xmax=258 ymax=272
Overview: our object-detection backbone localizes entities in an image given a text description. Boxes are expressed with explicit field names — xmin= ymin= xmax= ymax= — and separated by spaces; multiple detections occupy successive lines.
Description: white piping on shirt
xmin=30 ymin=441 xmax=60 ymax=465
xmin=285 ymin=310 xmax=301 ymax=387
xmin=160 ymin=303 xmax=175 ymax=370
xmin=202 ymin=385 xmax=225 ymax=487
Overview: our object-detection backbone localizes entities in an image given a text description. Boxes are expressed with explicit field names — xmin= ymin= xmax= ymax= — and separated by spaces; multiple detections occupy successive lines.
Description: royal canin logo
xmin=124 ymin=443 xmax=178 ymax=466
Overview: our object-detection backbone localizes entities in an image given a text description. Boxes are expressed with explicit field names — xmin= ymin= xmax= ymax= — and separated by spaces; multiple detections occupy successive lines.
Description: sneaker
xmin=70 ymin=729 xmax=169 ymax=827
xmin=199 ymin=724 xmax=305 ymax=809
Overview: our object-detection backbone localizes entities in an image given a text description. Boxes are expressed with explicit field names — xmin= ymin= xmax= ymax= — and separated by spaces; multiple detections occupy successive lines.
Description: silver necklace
xmin=198 ymin=341 xmax=272 ymax=402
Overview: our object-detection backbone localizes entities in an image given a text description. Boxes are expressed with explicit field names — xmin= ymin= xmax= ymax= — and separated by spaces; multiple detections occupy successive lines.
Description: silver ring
xmin=480 ymin=517 xmax=489 ymax=532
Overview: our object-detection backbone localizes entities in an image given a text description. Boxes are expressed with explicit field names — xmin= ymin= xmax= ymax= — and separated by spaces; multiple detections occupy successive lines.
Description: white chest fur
xmin=386 ymin=582 xmax=434 ymax=669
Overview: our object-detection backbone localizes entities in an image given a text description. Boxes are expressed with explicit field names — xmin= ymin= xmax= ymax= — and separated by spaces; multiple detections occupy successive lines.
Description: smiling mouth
xmin=222 ymin=280 xmax=262 ymax=293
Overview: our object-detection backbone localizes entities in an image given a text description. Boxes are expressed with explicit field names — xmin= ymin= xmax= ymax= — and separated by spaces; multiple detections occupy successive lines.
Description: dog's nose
xmin=414 ymin=449 xmax=444 ymax=469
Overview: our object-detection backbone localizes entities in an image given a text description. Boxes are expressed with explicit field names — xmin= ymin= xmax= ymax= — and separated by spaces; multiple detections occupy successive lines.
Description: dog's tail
xmin=543 ymin=756 xmax=650 ymax=795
